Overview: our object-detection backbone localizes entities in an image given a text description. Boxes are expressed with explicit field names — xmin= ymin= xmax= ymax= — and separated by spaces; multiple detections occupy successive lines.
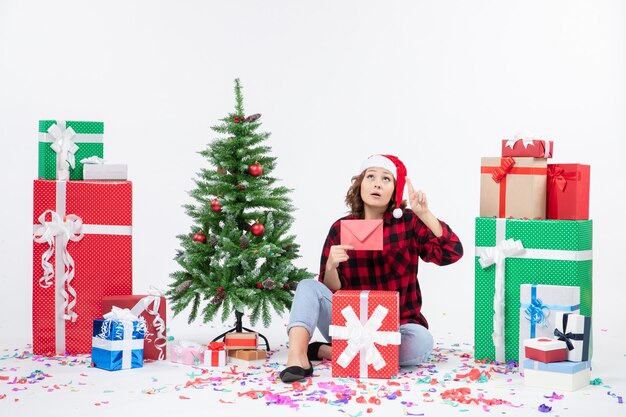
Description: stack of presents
xmin=168 ymin=332 xmax=267 ymax=367
xmin=475 ymin=134 xmax=592 ymax=391
xmin=31 ymin=120 xmax=267 ymax=371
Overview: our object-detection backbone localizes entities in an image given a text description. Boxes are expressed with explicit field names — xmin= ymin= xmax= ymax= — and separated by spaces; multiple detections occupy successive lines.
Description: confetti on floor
xmin=1 ymin=341 xmax=624 ymax=415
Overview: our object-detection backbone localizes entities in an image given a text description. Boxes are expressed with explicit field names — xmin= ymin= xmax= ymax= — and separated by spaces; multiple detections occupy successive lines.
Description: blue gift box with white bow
xmin=91 ymin=308 xmax=146 ymax=371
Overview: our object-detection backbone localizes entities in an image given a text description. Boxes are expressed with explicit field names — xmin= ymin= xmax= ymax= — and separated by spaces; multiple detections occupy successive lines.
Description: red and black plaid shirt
xmin=318 ymin=210 xmax=464 ymax=328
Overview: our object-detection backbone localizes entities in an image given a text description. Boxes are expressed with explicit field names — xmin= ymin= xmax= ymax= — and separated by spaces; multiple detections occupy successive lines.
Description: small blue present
xmin=92 ymin=307 xmax=146 ymax=371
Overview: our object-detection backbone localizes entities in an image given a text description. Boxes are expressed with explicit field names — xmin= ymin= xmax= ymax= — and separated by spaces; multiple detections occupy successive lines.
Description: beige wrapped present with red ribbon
xmin=480 ymin=157 xmax=547 ymax=219
xmin=224 ymin=332 xmax=258 ymax=350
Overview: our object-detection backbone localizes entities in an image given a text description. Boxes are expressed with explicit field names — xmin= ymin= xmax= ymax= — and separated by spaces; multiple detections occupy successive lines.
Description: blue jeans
xmin=287 ymin=279 xmax=434 ymax=366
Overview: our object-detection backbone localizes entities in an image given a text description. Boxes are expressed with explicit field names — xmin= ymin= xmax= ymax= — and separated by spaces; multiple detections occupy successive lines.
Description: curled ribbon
xmin=478 ymin=238 xmax=525 ymax=363
xmin=130 ymin=287 xmax=167 ymax=360
xmin=524 ymin=297 xmax=550 ymax=329
xmin=33 ymin=210 xmax=84 ymax=321
xmin=329 ymin=304 xmax=401 ymax=372
xmin=48 ymin=122 xmax=79 ymax=180
xmin=505 ymin=132 xmax=539 ymax=149
xmin=491 ymin=157 xmax=515 ymax=183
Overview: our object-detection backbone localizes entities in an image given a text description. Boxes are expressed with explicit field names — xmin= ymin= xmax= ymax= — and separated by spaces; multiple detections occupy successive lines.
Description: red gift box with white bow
xmin=501 ymin=136 xmax=554 ymax=158
xmin=32 ymin=179 xmax=132 ymax=355
xmin=329 ymin=290 xmax=401 ymax=379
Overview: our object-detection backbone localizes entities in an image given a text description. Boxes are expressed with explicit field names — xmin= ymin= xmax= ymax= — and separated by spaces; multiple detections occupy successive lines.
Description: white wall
xmin=1 ymin=1 xmax=624 ymax=346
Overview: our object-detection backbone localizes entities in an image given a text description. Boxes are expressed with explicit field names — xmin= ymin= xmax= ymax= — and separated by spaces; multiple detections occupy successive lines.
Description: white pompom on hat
xmin=359 ymin=154 xmax=407 ymax=218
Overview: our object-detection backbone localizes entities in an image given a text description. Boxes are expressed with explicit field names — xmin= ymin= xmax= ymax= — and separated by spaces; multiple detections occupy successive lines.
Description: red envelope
xmin=340 ymin=220 xmax=383 ymax=250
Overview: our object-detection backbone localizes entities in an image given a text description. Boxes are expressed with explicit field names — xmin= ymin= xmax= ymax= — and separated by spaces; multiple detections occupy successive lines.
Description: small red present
xmin=329 ymin=290 xmax=401 ymax=379
xmin=524 ymin=338 xmax=568 ymax=363
xmin=204 ymin=342 xmax=227 ymax=367
xmin=502 ymin=135 xmax=553 ymax=158
xmin=102 ymin=292 xmax=167 ymax=360
xmin=32 ymin=180 xmax=132 ymax=355
xmin=547 ymin=164 xmax=590 ymax=220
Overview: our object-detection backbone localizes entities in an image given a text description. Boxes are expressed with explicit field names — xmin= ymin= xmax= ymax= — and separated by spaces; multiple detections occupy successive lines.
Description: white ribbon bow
xmin=329 ymin=305 xmax=401 ymax=372
xmin=478 ymin=238 xmax=525 ymax=363
xmin=48 ymin=122 xmax=79 ymax=179
xmin=104 ymin=306 xmax=138 ymax=322
xmin=130 ymin=287 xmax=167 ymax=360
xmin=33 ymin=210 xmax=84 ymax=321
xmin=505 ymin=132 xmax=539 ymax=149
xmin=80 ymin=156 xmax=105 ymax=164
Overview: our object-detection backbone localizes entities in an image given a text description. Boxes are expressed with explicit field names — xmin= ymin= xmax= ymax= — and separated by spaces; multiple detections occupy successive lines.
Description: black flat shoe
xmin=279 ymin=361 xmax=314 ymax=383
xmin=307 ymin=342 xmax=331 ymax=361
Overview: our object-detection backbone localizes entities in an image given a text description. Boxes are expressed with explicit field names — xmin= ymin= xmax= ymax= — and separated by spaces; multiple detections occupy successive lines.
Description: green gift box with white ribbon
xmin=38 ymin=120 xmax=104 ymax=180
xmin=474 ymin=217 xmax=592 ymax=363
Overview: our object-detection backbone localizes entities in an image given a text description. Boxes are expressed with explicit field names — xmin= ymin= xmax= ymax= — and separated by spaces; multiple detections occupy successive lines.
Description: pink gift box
xmin=168 ymin=341 xmax=204 ymax=366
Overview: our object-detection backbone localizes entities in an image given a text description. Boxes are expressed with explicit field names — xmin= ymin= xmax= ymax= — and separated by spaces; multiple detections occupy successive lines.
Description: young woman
xmin=279 ymin=154 xmax=464 ymax=383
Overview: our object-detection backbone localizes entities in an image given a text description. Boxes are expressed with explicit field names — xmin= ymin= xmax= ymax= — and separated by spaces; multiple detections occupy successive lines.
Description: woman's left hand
xmin=407 ymin=178 xmax=429 ymax=217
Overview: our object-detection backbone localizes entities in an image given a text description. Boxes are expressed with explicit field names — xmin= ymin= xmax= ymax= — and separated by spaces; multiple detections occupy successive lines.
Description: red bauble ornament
xmin=218 ymin=286 xmax=223 ymax=292
xmin=248 ymin=162 xmax=263 ymax=177
xmin=193 ymin=233 xmax=207 ymax=243
xmin=234 ymin=116 xmax=240 ymax=123
xmin=250 ymin=222 xmax=265 ymax=236
xmin=210 ymin=198 xmax=222 ymax=212
xmin=236 ymin=184 xmax=245 ymax=190
xmin=256 ymin=283 xmax=263 ymax=289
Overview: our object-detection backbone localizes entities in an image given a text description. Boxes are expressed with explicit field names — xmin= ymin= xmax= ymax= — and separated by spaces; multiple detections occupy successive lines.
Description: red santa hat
xmin=359 ymin=154 xmax=407 ymax=219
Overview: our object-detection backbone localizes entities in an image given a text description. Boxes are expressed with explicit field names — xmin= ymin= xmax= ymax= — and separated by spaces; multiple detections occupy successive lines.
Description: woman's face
xmin=360 ymin=167 xmax=395 ymax=212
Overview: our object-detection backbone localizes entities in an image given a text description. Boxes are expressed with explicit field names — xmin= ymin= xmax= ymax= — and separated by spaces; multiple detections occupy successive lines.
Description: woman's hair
xmin=345 ymin=170 xmax=407 ymax=218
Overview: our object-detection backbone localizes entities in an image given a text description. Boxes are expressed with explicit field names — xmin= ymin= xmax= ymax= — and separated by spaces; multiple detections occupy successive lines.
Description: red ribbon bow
xmin=208 ymin=341 xmax=225 ymax=351
xmin=547 ymin=166 xmax=568 ymax=192
xmin=491 ymin=157 xmax=515 ymax=183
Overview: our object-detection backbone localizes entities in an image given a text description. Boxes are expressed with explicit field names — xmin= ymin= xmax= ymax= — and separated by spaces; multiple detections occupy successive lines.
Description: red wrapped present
xmin=102 ymin=292 xmax=167 ymax=360
xmin=32 ymin=180 xmax=132 ymax=355
xmin=480 ymin=157 xmax=547 ymax=219
xmin=224 ymin=332 xmax=258 ymax=350
xmin=204 ymin=342 xmax=227 ymax=367
xmin=547 ymin=164 xmax=590 ymax=220
xmin=329 ymin=290 xmax=401 ymax=379
xmin=502 ymin=135 xmax=553 ymax=158
xmin=524 ymin=338 xmax=568 ymax=363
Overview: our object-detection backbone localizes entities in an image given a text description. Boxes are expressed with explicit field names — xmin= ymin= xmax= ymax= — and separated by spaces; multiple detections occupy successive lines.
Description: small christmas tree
xmin=168 ymin=79 xmax=313 ymax=328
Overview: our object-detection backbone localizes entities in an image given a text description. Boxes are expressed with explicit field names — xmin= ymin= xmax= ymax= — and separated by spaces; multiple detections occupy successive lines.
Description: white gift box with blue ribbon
xmin=92 ymin=307 xmax=146 ymax=371
xmin=519 ymin=284 xmax=580 ymax=367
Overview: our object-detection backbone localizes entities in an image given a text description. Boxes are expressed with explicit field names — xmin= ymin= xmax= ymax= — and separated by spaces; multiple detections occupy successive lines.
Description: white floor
xmin=1 ymin=323 xmax=624 ymax=417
